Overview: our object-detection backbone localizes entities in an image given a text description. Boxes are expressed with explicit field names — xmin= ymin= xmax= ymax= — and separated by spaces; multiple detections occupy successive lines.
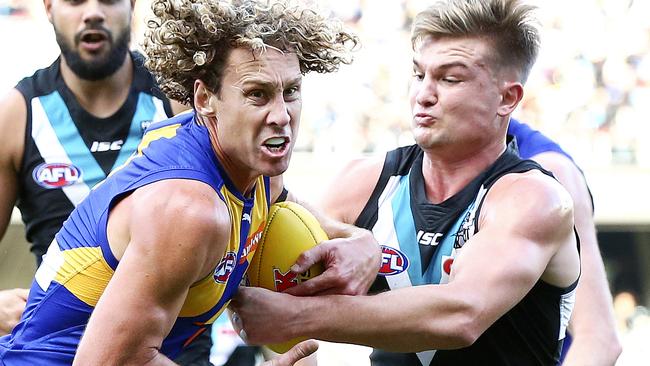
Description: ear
xmin=193 ymin=79 xmax=217 ymax=117
xmin=497 ymin=82 xmax=524 ymax=117
xmin=43 ymin=0 xmax=54 ymax=22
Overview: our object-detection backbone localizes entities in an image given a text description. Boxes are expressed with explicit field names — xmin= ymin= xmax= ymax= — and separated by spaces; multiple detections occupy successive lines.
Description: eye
xmin=284 ymin=86 xmax=301 ymax=101
xmin=442 ymin=76 xmax=461 ymax=84
xmin=412 ymin=71 xmax=424 ymax=81
xmin=247 ymin=89 xmax=267 ymax=101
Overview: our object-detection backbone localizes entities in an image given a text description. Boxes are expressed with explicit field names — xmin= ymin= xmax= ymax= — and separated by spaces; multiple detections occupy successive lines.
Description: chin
xmin=260 ymin=161 xmax=290 ymax=178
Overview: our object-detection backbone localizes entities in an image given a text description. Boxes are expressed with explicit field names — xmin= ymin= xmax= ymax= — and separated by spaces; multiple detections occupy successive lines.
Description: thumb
xmin=266 ymin=340 xmax=319 ymax=366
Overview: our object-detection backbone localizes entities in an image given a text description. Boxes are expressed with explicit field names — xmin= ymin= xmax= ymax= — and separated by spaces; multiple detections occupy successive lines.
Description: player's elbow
xmin=424 ymin=299 xmax=484 ymax=349
xmin=447 ymin=313 xmax=483 ymax=348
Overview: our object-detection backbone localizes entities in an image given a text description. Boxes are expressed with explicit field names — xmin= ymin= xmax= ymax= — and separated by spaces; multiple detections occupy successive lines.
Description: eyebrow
xmin=412 ymin=59 xmax=470 ymax=71
xmin=240 ymin=76 xmax=303 ymax=89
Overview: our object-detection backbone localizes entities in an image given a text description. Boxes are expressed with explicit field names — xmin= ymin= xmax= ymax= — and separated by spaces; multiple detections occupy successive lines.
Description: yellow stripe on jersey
xmin=137 ymin=123 xmax=182 ymax=155
xmin=54 ymin=247 xmax=114 ymax=307
xmin=95 ymin=123 xmax=183 ymax=191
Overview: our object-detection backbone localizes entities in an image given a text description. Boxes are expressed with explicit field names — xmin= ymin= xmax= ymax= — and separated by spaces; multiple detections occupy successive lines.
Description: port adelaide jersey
xmin=14 ymin=52 xmax=172 ymax=259
xmin=357 ymin=141 xmax=579 ymax=366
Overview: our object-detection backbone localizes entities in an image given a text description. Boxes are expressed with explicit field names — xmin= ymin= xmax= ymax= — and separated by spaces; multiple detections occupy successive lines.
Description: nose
xmin=267 ymin=96 xmax=290 ymax=127
xmin=414 ymin=79 xmax=437 ymax=107
xmin=82 ymin=0 xmax=106 ymax=26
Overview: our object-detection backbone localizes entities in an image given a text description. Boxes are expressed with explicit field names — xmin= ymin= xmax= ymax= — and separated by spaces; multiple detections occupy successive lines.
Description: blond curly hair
xmin=143 ymin=0 xmax=359 ymax=105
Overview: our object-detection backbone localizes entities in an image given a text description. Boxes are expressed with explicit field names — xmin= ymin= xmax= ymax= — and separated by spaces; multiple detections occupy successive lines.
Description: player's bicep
xmin=448 ymin=173 xmax=574 ymax=327
xmin=77 ymin=180 xmax=228 ymax=363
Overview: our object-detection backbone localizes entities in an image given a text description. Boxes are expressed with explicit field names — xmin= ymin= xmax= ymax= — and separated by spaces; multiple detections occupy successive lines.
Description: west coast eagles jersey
xmin=0 ymin=112 xmax=270 ymax=364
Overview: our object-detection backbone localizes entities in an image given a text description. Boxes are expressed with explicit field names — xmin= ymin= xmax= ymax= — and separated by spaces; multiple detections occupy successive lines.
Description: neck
xmin=59 ymin=52 xmax=133 ymax=118
xmin=420 ymin=140 xmax=506 ymax=204
xmin=199 ymin=115 xmax=258 ymax=197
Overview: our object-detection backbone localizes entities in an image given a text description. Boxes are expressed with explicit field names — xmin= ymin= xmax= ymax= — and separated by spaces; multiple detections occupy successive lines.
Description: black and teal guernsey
xmin=359 ymin=141 xmax=578 ymax=366
xmin=14 ymin=52 xmax=173 ymax=260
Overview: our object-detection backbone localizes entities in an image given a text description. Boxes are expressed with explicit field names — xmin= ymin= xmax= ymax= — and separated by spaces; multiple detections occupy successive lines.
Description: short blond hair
xmin=412 ymin=0 xmax=540 ymax=82
xmin=144 ymin=0 xmax=358 ymax=105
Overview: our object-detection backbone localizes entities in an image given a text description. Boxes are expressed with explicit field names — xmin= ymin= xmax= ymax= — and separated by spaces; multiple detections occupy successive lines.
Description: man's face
xmin=409 ymin=36 xmax=506 ymax=154
xmin=46 ymin=0 xmax=132 ymax=80
xmin=209 ymin=48 xmax=303 ymax=183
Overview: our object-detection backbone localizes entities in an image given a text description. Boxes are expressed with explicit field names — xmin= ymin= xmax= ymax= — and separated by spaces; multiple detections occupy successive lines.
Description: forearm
xmin=296 ymin=285 xmax=476 ymax=352
xmin=75 ymin=309 xmax=177 ymax=366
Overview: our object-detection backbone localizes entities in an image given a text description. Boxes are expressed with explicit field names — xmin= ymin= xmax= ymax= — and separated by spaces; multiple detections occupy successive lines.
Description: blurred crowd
xmin=301 ymin=0 xmax=650 ymax=169
xmin=2 ymin=0 xmax=650 ymax=169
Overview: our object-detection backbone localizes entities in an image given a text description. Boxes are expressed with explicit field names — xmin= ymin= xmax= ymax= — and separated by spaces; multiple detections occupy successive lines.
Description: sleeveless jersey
xmin=360 ymin=141 xmax=578 ymax=366
xmin=14 ymin=52 xmax=173 ymax=260
xmin=0 ymin=113 xmax=270 ymax=365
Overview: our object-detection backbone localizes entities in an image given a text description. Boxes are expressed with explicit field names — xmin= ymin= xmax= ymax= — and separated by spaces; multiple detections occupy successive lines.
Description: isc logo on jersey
xmin=214 ymin=252 xmax=237 ymax=283
xmin=33 ymin=163 xmax=81 ymax=189
xmin=378 ymin=245 xmax=409 ymax=276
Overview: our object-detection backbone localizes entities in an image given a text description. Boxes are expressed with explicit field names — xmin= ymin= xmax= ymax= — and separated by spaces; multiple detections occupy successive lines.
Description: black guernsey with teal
xmin=14 ymin=52 xmax=173 ymax=261
xmin=359 ymin=141 xmax=578 ymax=366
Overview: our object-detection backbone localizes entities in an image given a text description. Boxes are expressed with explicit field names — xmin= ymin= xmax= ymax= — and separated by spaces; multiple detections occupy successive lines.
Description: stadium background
xmin=1 ymin=0 xmax=649 ymax=364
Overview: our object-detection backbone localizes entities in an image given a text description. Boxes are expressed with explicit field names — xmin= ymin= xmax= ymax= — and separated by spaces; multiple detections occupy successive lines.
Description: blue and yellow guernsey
xmin=0 ymin=112 xmax=270 ymax=364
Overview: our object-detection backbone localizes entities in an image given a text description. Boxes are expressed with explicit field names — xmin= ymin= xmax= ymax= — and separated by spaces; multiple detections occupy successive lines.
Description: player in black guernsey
xmin=358 ymin=140 xmax=578 ymax=365
xmin=13 ymin=51 xmax=173 ymax=263
xmin=229 ymin=1 xmax=581 ymax=365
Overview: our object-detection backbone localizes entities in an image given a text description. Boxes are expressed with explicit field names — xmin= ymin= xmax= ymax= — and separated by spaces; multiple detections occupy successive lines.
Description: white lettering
xmin=390 ymin=255 xmax=404 ymax=271
xmin=382 ymin=253 xmax=404 ymax=271
xmin=90 ymin=140 xmax=124 ymax=152
xmin=417 ymin=230 xmax=443 ymax=246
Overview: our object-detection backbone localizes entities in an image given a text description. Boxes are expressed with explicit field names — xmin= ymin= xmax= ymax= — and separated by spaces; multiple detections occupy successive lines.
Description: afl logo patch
xmin=33 ymin=163 xmax=82 ymax=189
xmin=378 ymin=245 xmax=409 ymax=276
xmin=214 ymin=252 xmax=237 ymax=283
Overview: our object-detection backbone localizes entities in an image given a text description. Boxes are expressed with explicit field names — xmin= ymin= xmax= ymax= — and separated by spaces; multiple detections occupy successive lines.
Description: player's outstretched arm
xmin=74 ymin=179 xmax=230 ymax=365
xmin=232 ymin=171 xmax=579 ymax=351
xmin=532 ymin=152 xmax=621 ymax=365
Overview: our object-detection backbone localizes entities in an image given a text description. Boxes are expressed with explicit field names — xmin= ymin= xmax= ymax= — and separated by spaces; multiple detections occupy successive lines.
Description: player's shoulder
xmin=495 ymin=169 xmax=571 ymax=206
xmin=486 ymin=170 xmax=574 ymax=230
xmin=133 ymin=178 xmax=230 ymax=235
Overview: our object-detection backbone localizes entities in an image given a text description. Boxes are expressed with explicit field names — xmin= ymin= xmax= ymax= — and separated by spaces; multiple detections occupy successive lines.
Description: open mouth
xmin=263 ymin=136 xmax=290 ymax=154
xmin=78 ymin=30 xmax=109 ymax=51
